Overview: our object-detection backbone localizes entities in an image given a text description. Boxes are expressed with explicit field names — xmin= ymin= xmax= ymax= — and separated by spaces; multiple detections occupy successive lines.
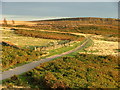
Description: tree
xmin=12 ymin=20 xmax=15 ymax=24
xmin=3 ymin=18 xmax=7 ymax=26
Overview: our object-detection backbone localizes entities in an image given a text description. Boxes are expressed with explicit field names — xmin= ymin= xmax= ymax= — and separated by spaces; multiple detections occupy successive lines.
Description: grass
xmin=1 ymin=38 xmax=92 ymax=88
xmin=62 ymin=38 xmax=94 ymax=57
xmin=2 ymin=29 xmax=58 ymax=48
xmin=2 ymin=27 xmax=87 ymax=71
xmin=114 ymin=49 xmax=120 ymax=52
xmin=40 ymin=38 xmax=88 ymax=58
xmin=2 ymin=45 xmax=48 ymax=71
xmin=85 ymin=50 xmax=99 ymax=53
xmin=15 ymin=29 xmax=81 ymax=41
xmin=100 ymin=37 xmax=118 ymax=42
xmin=3 ymin=61 xmax=30 ymax=72
xmin=2 ymin=37 xmax=88 ymax=72
xmin=13 ymin=19 xmax=119 ymax=38
xmin=2 ymin=51 xmax=49 ymax=72
xmin=2 ymin=53 xmax=119 ymax=88
xmin=31 ymin=38 xmax=90 ymax=65
xmin=2 ymin=38 xmax=95 ymax=89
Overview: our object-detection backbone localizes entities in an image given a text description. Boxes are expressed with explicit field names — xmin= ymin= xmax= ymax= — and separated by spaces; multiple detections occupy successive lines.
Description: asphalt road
xmin=1 ymin=38 xmax=89 ymax=80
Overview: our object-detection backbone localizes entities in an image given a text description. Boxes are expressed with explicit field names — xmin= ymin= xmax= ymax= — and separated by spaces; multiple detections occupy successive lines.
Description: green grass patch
xmin=63 ymin=38 xmax=93 ymax=57
xmin=114 ymin=49 xmax=120 ymax=52
xmin=40 ymin=38 xmax=87 ymax=58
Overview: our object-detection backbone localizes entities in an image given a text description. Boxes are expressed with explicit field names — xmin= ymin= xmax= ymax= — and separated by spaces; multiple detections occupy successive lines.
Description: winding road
xmin=1 ymin=37 xmax=90 ymax=81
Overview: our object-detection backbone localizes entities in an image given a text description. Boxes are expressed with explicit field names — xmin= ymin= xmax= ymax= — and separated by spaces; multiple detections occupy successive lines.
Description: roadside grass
xmin=2 ymin=37 xmax=87 ymax=72
xmin=2 ymin=28 xmax=87 ymax=71
xmin=3 ymin=61 xmax=31 ymax=72
xmin=2 ymin=50 xmax=49 ymax=72
xmin=62 ymin=38 xmax=94 ymax=58
xmin=3 ymin=39 xmax=119 ymax=89
xmin=38 ymin=38 xmax=93 ymax=62
xmin=40 ymin=38 xmax=88 ymax=59
xmin=2 ymin=28 xmax=91 ymax=72
xmin=2 ymin=38 xmax=92 ymax=88
xmin=1 ymin=29 xmax=95 ymax=88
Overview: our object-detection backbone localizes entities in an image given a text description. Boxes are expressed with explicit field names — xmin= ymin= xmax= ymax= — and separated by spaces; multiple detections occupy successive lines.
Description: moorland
xmin=1 ymin=17 xmax=119 ymax=89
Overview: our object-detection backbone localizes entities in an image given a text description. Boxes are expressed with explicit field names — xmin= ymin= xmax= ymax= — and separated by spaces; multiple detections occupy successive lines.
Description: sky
xmin=1 ymin=0 xmax=119 ymax=2
xmin=1 ymin=2 xmax=118 ymax=21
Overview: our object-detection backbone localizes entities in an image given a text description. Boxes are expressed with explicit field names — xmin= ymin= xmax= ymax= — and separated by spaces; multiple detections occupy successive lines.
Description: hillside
xmin=32 ymin=17 xmax=119 ymax=26
xmin=2 ymin=17 xmax=118 ymax=37
xmin=1 ymin=27 xmax=86 ymax=71
xmin=3 ymin=53 xmax=119 ymax=88
xmin=1 ymin=17 xmax=119 ymax=89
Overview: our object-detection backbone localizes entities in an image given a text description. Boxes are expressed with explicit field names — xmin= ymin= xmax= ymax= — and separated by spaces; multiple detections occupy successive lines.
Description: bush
xmin=2 ymin=45 xmax=45 ymax=70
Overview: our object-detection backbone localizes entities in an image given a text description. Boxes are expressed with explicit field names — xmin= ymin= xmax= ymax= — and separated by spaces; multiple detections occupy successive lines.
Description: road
xmin=0 ymin=38 xmax=90 ymax=80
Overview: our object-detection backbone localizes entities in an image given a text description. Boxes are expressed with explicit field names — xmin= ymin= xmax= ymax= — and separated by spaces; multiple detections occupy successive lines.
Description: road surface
xmin=0 ymin=38 xmax=90 ymax=80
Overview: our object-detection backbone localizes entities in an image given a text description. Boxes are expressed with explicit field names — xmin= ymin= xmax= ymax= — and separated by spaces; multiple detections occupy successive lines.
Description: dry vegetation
xmin=15 ymin=29 xmax=85 ymax=41
xmin=1 ymin=17 xmax=119 ymax=37
xmin=81 ymin=39 xmax=118 ymax=56
xmin=1 ymin=27 xmax=85 ymax=70
xmin=2 ymin=44 xmax=47 ymax=70
xmin=78 ymin=33 xmax=119 ymax=56
xmin=0 ymin=20 xmax=37 ymax=26
xmin=1 ymin=17 xmax=119 ymax=89
xmin=3 ymin=54 xmax=119 ymax=88
xmin=2 ymin=28 xmax=58 ymax=48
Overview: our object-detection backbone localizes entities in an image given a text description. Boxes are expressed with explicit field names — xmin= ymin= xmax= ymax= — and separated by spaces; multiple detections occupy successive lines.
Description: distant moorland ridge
xmin=32 ymin=17 xmax=119 ymax=22
xmin=1 ymin=17 xmax=119 ymax=37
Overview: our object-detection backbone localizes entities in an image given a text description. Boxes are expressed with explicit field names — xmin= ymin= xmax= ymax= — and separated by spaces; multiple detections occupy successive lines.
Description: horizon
xmin=0 ymin=16 xmax=118 ymax=22
xmin=1 ymin=2 xmax=118 ymax=21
